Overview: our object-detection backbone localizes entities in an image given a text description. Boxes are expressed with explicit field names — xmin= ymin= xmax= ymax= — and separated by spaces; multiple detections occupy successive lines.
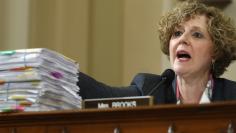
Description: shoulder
xmin=214 ymin=77 xmax=236 ymax=100
xmin=131 ymin=73 xmax=162 ymax=95
xmin=215 ymin=77 xmax=236 ymax=88
xmin=131 ymin=73 xmax=162 ymax=86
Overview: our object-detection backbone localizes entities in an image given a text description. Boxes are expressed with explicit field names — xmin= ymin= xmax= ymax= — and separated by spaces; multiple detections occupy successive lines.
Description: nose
xmin=178 ymin=32 xmax=190 ymax=45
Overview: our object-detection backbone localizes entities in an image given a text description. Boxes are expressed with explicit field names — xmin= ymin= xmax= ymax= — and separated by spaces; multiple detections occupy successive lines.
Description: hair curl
xmin=158 ymin=0 xmax=236 ymax=77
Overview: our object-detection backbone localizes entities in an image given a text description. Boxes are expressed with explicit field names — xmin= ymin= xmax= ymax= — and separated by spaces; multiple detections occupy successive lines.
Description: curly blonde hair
xmin=158 ymin=0 xmax=236 ymax=77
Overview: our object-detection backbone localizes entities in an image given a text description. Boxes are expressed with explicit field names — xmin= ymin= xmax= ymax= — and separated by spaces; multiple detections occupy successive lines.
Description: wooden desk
xmin=0 ymin=101 xmax=236 ymax=133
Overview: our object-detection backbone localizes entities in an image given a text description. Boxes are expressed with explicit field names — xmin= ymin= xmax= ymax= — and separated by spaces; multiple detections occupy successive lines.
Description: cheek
xmin=195 ymin=44 xmax=214 ymax=64
xmin=198 ymin=42 xmax=214 ymax=57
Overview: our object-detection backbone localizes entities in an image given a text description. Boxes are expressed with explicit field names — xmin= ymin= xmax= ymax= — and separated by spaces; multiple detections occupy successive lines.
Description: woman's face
xmin=169 ymin=15 xmax=214 ymax=77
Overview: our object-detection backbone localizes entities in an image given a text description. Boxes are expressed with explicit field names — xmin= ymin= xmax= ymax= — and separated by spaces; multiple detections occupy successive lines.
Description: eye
xmin=172 ymin=31 xmax=183 ymax=38
xmin=192 ymin=32 xmax=203 ymax=38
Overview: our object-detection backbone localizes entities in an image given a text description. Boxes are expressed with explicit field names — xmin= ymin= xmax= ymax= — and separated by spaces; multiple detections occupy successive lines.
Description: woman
xmin=78 ymin=0 xmax=236 ymax=104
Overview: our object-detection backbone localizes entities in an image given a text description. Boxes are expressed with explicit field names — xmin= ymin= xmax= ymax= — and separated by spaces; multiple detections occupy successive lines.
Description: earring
xmin=211 ymin=59 xmax=215 ymax=73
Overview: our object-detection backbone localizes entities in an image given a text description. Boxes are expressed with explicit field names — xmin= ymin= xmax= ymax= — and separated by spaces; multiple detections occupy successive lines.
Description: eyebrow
xmin=174 ymin=25 xmax=205 ymax=32
xmin=190 ymin=26 xmax=204 ymax=31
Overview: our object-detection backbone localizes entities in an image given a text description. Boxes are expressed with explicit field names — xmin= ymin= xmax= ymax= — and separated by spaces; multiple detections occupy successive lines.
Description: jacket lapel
xmin=212 ymin=78 xmax=225 ymax=101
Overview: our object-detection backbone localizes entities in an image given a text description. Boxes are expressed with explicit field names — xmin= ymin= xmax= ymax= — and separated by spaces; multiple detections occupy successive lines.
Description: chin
xmin=173 ymin=66 xmax=187 ymax=76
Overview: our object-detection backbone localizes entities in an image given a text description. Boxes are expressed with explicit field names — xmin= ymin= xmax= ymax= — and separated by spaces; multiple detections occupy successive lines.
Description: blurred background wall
xmin=0 ymin=0 xmax=235 ymax=86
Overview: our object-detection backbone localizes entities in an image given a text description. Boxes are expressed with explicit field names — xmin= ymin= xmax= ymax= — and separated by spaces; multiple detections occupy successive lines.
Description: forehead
xmin=176 ymin=15 xmax=209 ymax=29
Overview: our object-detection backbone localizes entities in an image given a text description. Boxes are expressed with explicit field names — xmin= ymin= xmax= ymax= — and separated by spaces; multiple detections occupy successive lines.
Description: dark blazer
xmin=78 ymin=72 xmax=236 ymax=104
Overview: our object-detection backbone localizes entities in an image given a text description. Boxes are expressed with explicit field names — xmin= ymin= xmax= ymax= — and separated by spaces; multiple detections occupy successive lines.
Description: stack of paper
xmin=0 ymin=48 xmax=81 ymax=112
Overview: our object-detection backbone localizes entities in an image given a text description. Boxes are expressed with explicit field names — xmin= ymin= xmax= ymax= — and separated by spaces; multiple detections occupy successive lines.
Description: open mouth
xmin=176 ymin=51 xmax=191 ymax=60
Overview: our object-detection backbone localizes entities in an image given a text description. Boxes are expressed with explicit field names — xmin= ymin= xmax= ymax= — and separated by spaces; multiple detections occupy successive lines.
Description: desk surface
xmin=0 ymin=101 xmax=236 ymax=126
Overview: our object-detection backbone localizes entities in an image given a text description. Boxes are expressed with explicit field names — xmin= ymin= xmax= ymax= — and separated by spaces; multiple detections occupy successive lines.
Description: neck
xmin=177 ymin=70 xmax=211 ymax=104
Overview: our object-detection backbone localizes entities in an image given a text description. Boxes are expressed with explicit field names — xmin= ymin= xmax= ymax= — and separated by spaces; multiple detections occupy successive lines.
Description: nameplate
xmin=83 ymin=96 xmax=153 ymax=109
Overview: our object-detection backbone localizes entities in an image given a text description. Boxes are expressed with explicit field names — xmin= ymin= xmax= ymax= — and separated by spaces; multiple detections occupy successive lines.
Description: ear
xmin=211 ymin=58 xmax=215 ymax=63
xmin=211 ymin=52 xmax=216 ymax=61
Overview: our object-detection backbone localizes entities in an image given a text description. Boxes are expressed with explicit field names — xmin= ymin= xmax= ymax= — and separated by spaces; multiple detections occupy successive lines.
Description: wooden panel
xmin=0 ymin=128 xmax=10 ymax=133
xmin=66 ymin=123 xmax=118 ymax=133
xmin=0 ymin=101 xmax=235 ymax=133
xmin=0 ymin=126 xmax=46 ymax=133
xmin=47 ymin=126 xmax=68 ymax=133
xmin=16 ymin=126 xmax=45 ymax=133
xmin=116 ymin=119 xmax=232 ymax=133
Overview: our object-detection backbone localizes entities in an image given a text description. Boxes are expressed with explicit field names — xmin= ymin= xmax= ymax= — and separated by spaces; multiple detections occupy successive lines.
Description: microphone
xmin=148 ymin=69 xmax=175 ymax=95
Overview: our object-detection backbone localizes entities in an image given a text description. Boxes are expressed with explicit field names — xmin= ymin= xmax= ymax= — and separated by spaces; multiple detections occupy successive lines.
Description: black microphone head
xmin=161 ymin=69 xmax=175 ymax=83
xmin=147 ymin=69 xmax=175 ymax=96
